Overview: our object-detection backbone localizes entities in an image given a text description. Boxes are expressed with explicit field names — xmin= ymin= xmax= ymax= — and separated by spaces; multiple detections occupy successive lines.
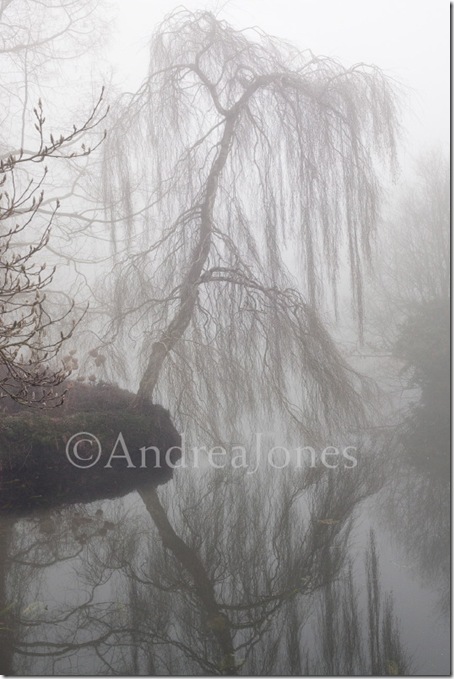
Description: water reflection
xmin=310 ymin=530 xmax=410 ymax=676
xmin=381 ymin=439 xmax=450 ymax=620
xmin=0 ymin=447 xmax=420 ymax=676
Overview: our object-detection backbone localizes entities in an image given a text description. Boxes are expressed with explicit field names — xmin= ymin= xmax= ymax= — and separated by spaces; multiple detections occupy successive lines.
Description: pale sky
xmin=106 ymin=0 xmax=450 ymax=161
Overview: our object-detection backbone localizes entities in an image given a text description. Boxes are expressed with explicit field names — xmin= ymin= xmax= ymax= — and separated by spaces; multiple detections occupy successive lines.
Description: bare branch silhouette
xmin=101 ymin=9 xmax=399 ymax=437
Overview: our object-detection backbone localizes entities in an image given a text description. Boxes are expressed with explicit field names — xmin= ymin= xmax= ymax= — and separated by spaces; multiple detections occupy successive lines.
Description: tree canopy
xmin=100 ymin=9 xmax=399 ymax=439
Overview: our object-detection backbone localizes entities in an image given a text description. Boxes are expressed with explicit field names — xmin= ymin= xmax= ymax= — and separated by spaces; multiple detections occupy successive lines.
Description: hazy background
xmin=0 ymin=2 xmax=450 ymax=675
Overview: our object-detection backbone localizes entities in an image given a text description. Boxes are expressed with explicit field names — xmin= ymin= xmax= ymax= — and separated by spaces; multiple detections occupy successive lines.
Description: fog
xmin=111 ymin=1 xmax=449 ymax=150
xmin=0 ymin=1 xmax=449 ymax=676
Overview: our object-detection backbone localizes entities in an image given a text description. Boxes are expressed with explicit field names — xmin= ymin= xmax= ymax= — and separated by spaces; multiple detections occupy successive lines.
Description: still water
xmin=0 ymin=373 xmax=449 ymax=676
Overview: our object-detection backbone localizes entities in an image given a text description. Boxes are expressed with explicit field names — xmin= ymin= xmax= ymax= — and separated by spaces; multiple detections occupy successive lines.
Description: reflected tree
xmin=0 ymin=454 xmax=390 ymax=674
xmin=0 ymin=450 xmax=414 ymax=675
xmin=311 ymin=530 xmax=411 ymax=675
xmin=381 ymin=455 xmax=450 ymax=619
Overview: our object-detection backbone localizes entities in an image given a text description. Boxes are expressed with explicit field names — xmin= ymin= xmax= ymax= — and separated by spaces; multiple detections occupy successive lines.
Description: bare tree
xmin=101 ymin=8 xmax=399 ymax=438
xmin=366 ymin=149 xmax=449 ymax=344
xmin=0 ymin=92 xmax=107 ymax=405
xmin=0 ymin=0 xmax=112 ymax=405
xmin=0 ymin=0 xmax=106 ymax=149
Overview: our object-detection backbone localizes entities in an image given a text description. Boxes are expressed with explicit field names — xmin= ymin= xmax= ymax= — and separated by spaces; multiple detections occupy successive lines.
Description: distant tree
xmin=366 ymin=150 xmax=449 ymax=346
xmin=0 ymin=93 xmax=107 ymax=405
xmin=393 ymin=151 xmax=449 ymax=305
xmin=0 ymin=0 xmax=106 ymax=149
xmin=371 ymin=150 xmax=450 ymax=466
xmin=101 ymin=9 xmax=399 ymax=439
xmin=393 ymin=298 xmax=449 ymax=468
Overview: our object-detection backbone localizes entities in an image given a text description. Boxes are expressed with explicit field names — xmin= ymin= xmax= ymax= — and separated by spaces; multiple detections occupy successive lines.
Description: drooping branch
xmin=102 ymin=9 xmax=399 ymax=434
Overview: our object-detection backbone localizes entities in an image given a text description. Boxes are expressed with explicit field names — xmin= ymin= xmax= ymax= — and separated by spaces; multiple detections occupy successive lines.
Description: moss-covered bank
xmin=0 ymin=391 xmax=181 ymax=513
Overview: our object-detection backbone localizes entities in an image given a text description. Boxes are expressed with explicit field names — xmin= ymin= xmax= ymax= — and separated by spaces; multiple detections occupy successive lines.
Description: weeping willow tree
xmin=101 ymin=8 xmax=399 ymax=440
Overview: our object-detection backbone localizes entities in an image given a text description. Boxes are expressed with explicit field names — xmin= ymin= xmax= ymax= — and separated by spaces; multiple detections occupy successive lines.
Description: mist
xmin=0 ymin=1 xmax=449 ymax=676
